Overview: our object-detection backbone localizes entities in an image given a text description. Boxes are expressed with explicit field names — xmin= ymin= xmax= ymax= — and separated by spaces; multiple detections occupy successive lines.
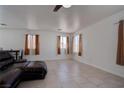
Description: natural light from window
xmin=73 ymin=35 xmax=79 ymax=53
xmin=60 ymin=36 xmax=67 ymax=49
xmin=27 ymin=34 xmax=36 ymax=49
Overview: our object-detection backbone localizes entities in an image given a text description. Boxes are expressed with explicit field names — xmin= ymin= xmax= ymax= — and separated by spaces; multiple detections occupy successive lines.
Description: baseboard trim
xmin=73 ymin=59 xmax=124 ymax=78
xmin=45 ymin=58 xmax=72 ymax=62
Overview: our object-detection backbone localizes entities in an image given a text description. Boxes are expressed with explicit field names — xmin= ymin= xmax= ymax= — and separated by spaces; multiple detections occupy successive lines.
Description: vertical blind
xmin=24 ymin=34 xmax=29 ymax=55
xmin=66 ymin=36 xmax=70 ymax=54
xmin=35 ymin=35 xmax=40 ymax=55
xmin=116 ymin=20 xmax=124 ymax=65
xmin=57 ymin=36 xmax=61 ymax=55
xmin=78 ymin=34 xmax=82 ymax=56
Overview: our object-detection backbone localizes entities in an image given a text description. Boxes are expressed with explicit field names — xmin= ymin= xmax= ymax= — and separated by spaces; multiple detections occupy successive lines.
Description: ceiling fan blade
xmin=53 ymin=5 xmax=62 ymax=12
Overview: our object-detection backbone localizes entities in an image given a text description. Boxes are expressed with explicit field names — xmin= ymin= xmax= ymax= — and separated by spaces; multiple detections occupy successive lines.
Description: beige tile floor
xmin=18 ymin=60 xmax=124 ymax=88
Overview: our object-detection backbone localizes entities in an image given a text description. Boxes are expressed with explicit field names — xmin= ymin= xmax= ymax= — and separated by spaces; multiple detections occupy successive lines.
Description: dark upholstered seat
xmin=0 ymin=51 xmax=47 ymax=88
xmin=0 ymin=51 xmax=14 ymax=70
xmin=20 ymin=61 xmax=47 ymax=80
xmin=0 ymin=69 xmax=22 ymax=88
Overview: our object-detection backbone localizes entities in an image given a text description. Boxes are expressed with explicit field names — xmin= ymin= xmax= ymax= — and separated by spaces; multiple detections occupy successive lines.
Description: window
xmin=60 ymin=36 xmax=67 ymax=49
xmin=27 ymin=34 xmax=36 ymax=49
xmin=32 ymin=35 xmax=36 ymax=49
xmin=57 ymin=35 xmax=70 ymax=55
xmin=73 ymin=35 xmax=79 ymax=53
xmin=25 ymin=34 xmax=39 ymax=55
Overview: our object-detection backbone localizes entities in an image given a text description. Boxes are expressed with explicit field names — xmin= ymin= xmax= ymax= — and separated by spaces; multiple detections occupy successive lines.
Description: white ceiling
xmin=0 ymin=5 xmax=124 ymax=33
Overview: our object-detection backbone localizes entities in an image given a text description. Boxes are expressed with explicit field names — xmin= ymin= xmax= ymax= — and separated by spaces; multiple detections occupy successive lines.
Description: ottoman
xmin=20 ymin=61 xmax=47 ymax=80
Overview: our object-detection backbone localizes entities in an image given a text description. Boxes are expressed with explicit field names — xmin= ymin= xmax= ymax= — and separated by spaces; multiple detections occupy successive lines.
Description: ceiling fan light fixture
xmin=63 ymin=5 xmax=71 ymax=8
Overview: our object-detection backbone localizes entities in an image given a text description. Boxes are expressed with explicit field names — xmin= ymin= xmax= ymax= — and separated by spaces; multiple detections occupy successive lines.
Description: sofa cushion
xmin=0 ymin=59 xmax=14 ymax=65
xmin=0 ymin=51 xmax=13 ymax=62
xmin=20 ymin=61 xmax=47 ymax=73
xmin=0 ymin=68 xmax=22 ymax=88
xmin=0 ymin=51 xmax=14 ymax=70
xmin=19 ymin=61 xmax=47 ymax=80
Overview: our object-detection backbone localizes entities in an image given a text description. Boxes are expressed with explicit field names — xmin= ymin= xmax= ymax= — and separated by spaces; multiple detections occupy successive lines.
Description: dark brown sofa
xmin=0 ymin=51 xmax=47 ymax=88
xmin=0 ymin=51 xmax=14 ymax=70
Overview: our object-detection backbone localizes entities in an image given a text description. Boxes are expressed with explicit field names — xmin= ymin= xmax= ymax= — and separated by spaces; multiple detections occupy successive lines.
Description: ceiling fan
xmin=53 ymin=5 xmax=71 ymax=12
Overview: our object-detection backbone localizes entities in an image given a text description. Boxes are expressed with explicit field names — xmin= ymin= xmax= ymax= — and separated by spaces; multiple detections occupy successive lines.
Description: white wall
xmin=73 ymin=10 xmax=124 ymax=78
xmin=0 ymin=29 xmax=71 ymax=61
